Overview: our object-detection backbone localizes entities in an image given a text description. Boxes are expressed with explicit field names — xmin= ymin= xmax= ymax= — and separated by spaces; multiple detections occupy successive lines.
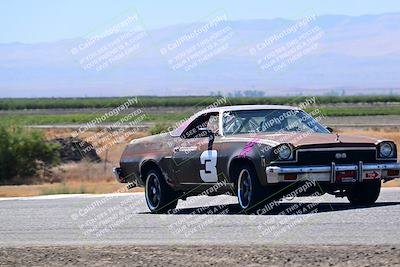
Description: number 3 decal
xmin=200 ymin=150 xmax=218 ymax=182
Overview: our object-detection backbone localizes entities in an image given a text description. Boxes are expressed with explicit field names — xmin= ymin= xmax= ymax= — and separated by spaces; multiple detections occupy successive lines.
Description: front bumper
xmin=266 ymin=162 xmax=400 ymax=184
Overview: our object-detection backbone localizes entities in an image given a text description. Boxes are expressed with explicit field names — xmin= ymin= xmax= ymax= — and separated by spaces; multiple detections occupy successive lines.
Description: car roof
xmin=199 ymin=104 xmax=300 ymax=114
xmin=170 ymin=104 xmax=301 ymax=137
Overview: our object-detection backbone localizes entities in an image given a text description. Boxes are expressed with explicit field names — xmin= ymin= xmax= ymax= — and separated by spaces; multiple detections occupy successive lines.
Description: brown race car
xmin=113 ymin=105 xmax=400 ymax=213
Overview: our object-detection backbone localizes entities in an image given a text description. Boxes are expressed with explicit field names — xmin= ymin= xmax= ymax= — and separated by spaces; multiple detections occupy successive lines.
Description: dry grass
xmin=383 ymin=180 xmax=400 ymax=187
xmin=0 ymin=129 xmax=148 ymax=197
xmin=1 ymin=128 xmax=399 ymax=197
xmin=50 ymin=162 xmax=116 ymax=183
xmin=0 ymin=181 xmax=143 ymax=197
xmin=44 ymin=128 xmax=147 ymax=183
xmin=44 ymin=128 xmax=148 ymax=163
xmin=340 ymin=129 xmax=400 ymax=149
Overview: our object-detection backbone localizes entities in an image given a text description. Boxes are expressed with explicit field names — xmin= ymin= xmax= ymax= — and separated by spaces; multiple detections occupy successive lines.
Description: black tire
xmin=236 ymin=164 xmax=266 ymax=213
xmin=145 ymin=168 xmax=178 ymax=214
xmin=347 ymin=180 xmax=381 ymax=205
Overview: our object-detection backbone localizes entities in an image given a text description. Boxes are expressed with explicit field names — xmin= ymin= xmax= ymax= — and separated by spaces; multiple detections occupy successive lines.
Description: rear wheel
xmin=145 ymin=168 xmax=178 ymax=214
xmin=347 ymin=180 xmax=381 ymax=205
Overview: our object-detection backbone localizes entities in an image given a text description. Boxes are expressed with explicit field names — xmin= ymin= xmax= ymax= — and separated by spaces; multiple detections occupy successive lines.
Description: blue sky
xmin=1 ymin=0 xmax=400 ymax=43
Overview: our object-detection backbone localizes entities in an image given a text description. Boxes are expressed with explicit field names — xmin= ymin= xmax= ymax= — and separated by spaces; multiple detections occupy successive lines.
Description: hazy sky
xmin=1 ymin=0 xmax=400 ymax=43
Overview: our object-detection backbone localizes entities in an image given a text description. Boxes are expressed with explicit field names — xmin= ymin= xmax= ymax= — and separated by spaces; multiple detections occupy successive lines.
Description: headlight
xmin=276 ymin=144 xmax=293 ymax=160
xmin=379 ymin=142 xmax=394 ymax=158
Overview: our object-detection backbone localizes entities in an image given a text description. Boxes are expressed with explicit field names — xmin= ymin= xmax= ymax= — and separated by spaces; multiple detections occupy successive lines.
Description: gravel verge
xmin=0 ymin=245 xmax=399 ymax=266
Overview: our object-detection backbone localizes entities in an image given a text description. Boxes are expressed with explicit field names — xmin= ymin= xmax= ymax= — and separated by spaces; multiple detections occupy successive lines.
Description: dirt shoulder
xmin=0 ymin=245 xmax=399 ymax=266
xmin=0 ymin=128 xmax=398 ymax=198
xmin=0 ymin=181 xmax=143 ymax=197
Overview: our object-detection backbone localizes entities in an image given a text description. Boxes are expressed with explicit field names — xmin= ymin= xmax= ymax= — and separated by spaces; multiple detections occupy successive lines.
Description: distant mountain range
xmin=1 ymin=13 xmax=400 ymax=97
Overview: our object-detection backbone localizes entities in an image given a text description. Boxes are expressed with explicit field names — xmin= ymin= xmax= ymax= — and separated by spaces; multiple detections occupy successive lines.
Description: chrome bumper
xmin=265 ymin=162 xmax=400 ymax=183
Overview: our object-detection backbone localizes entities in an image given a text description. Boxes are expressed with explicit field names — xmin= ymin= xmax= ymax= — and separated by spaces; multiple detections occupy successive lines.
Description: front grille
xmin=296 ymin=148 xmax=377 ymax=165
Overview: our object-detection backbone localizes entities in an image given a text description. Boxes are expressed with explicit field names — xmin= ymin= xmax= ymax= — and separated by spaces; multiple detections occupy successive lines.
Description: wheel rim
xmin=238 ymin=169 xmax=252 ymax=209
xmin=145 ymin=173 xmax=161 ymax=210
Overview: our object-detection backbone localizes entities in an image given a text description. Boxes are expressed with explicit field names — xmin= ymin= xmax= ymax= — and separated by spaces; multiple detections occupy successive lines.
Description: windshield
xmin=222 ymin=109 xmax=329 ymax=135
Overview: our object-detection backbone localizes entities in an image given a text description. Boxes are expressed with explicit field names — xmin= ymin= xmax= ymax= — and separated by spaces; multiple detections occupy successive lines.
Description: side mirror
xmin=326 ymin=126 xmax=334 ymax=133
xmin=198 ymin=127 xmax=215 ymax=150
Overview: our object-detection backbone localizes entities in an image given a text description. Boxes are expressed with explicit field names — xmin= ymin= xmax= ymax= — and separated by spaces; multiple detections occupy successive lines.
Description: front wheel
xmin=145 ymin=168 xmax=178 ymax=214
xmin=347 ymin=180 xmax=381 ymax=205
xmin=236 ymin=164 xmax=265 ymax=212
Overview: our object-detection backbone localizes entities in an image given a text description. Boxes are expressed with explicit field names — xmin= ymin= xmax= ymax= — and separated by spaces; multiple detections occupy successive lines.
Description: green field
xmin=1 ymin=95 xmax=400 ymax=110
xmin=1 ymin=96 xmax=400 ymax=125
xmin=1 ymin=107 xmax=400 ymax=125
xmin=0 ymin=113 xmax=191 ymax=125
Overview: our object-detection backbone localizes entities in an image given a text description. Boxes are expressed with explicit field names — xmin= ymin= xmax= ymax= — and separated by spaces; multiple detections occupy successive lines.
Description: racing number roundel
xmin=200 ymin=150 xmax=218 ymax=182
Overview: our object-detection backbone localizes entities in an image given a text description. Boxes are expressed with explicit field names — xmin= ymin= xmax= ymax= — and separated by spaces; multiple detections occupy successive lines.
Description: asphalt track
xmin=0 ymin=188 xmax=400 ymax=247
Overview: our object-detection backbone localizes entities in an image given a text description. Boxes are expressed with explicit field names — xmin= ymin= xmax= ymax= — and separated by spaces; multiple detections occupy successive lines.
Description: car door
xmin=172 ymin=112 xmax=223 ymax=185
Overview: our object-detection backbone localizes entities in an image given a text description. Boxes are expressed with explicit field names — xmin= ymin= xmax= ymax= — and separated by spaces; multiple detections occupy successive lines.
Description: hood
xmin=223 ymin=132 xmax=387 ymax=148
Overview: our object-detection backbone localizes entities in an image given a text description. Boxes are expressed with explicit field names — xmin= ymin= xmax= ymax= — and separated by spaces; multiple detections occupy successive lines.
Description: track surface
xmin=0 ymin=188 xmax=400 ymax=246
xmin=1 ymin=188 xmax=400 ymax=266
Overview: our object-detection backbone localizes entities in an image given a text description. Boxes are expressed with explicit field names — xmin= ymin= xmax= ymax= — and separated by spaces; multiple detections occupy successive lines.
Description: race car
xmin=113 ymin=105 xmax=400 ymax=213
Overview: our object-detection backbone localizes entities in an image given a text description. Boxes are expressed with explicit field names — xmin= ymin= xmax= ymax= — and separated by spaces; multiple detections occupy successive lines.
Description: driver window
xmin=181 ymin=112 xmax=219 ymax=139
xmin=223 ymin=112 xmax=256 ymax=135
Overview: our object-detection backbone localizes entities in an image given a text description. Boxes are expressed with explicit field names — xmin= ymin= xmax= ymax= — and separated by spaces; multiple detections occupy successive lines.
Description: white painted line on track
xmin=0 ymin=192 xmax=144 ymax=201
